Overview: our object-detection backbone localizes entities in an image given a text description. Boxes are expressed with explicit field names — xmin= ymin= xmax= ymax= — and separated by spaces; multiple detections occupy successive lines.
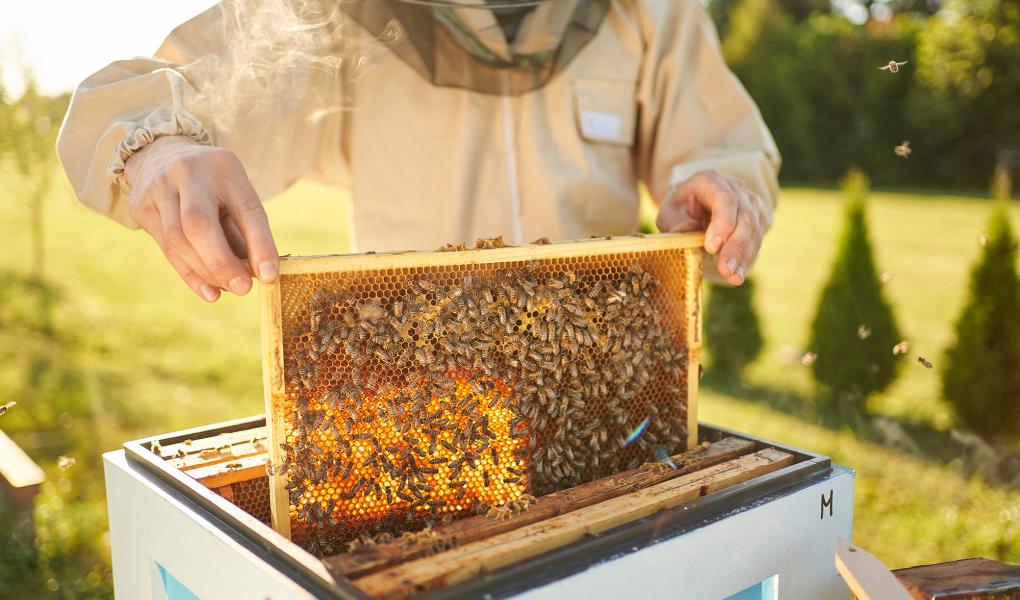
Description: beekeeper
xmin=57 ymin=0 xmax=779 ymax=303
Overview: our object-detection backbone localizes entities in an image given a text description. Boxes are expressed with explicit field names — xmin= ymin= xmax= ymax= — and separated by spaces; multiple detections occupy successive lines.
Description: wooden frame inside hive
xmin=259 ymin=233 xmax=704 ymax=547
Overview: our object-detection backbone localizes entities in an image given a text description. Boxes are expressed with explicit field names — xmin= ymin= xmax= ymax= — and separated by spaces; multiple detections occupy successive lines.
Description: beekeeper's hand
xmin=656 ymin=170 xmax=771 ymax=286
xmin=124 ymin=136 xmax=279 ymax=302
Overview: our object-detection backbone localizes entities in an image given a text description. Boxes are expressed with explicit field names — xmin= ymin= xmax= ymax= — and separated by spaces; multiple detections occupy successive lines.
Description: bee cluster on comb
xmin=264 ymin=236 xmax=701 ymax=556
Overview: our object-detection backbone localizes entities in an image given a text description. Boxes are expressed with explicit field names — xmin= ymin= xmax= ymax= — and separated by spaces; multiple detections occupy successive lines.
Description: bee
xmin=800 ymin=351 xmax=818 ymax=367
xmin=486 ymin=505 xmax=513 ymax=521
xmin=893 ymin=341 xmax=910 ymax=356
xmin=483 ymin=470 xmax=491 ymax=487
xmin=857 ymin=325 xmax=872 ymax=340
xmin=532 ymin=237 xmax=551 ymax=245
xmin=917 ymin=356 xmax=934 ymax=369
xmin=879 ymin=59 xmax=908 ymax=73
xmin=391 ymin=300 xmax=406 ymax=320
xmin=57 ymin=455 xmax=77 ymax=471
xmin=894 ymin=141 xmax=912 ymax=159
xmin=418 ymin=280 xmax=436 ymax=292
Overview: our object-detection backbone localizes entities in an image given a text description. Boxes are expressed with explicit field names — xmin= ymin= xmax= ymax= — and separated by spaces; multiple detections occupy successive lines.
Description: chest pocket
xmin=571 ymin=78 xmax=638 ymax=147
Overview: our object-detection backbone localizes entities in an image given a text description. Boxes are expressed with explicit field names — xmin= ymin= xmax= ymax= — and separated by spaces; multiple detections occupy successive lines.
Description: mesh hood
xmin=339 ymin=0 xmax=610 ymax=95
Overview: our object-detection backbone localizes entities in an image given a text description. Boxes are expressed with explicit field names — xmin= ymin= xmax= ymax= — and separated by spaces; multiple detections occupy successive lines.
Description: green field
xmin=1 ymin=173 xmax=1018 ymax=596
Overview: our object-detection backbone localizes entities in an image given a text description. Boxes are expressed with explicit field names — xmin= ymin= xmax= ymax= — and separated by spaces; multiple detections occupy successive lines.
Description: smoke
xmin=179 ymin=0 xmax=377 ymax=131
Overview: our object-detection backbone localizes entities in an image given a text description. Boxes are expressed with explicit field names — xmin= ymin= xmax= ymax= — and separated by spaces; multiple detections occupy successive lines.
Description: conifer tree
xmin=808 ymin=169 xmax=902 ymax=412
xmin=942 ymin=168 xmax=1020 ymax=438
xmin=705 ymin=278 xmax=764 ymax=380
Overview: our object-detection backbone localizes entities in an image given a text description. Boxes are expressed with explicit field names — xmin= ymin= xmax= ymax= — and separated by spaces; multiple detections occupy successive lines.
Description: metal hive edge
xmin=122 ymin=415 xmax=370 ymax=600
xmin=122 ymin=419 xmax=832 ymax=600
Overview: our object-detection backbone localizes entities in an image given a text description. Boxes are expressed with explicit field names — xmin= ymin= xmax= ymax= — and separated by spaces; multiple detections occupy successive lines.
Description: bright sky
xmin=2 ymin=1 xmax=219 ymax=97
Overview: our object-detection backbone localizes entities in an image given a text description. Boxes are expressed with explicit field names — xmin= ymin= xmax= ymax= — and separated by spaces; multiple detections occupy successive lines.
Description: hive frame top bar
xmin=277 ymin=233 xmax=706 ymax=275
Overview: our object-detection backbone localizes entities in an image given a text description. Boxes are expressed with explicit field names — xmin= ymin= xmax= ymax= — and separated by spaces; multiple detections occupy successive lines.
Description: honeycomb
xmin=214 ymin=477 xmax=272 ymax=525
xmin=265 ymin=235 xmax=701 ymax=555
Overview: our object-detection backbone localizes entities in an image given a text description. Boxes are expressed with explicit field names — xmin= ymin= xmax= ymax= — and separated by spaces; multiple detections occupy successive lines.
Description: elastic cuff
xmin=107 ymin=112 xmax=213 ymax=194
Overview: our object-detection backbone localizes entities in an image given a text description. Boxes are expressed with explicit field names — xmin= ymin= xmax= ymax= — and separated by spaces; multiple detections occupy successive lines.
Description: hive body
xmin=260 ymin=234 xmax=703 ymax=554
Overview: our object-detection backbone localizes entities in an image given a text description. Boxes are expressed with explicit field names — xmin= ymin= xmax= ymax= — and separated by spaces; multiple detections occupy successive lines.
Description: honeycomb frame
xmin=260 ymin=233 xmax=704 ymax=543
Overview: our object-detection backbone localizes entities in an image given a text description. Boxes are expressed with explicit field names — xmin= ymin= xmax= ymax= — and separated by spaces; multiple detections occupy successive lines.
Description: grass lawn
xmin=0 ymin=172 xmax=1018 ymax=596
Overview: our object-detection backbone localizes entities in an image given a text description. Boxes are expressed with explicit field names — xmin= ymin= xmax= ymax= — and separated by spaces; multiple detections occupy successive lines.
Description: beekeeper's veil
xmin=339 ymin=0 xmax=610 ymax=95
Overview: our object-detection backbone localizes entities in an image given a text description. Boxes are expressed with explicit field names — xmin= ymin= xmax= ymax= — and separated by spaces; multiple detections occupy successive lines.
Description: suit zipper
xmin=500 ymin=81 xmax=524 ymax=245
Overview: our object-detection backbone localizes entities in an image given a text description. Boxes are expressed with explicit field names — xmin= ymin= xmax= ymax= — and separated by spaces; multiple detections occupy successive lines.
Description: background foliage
xmin=713 ymin=0 xmax=1020 ymax=190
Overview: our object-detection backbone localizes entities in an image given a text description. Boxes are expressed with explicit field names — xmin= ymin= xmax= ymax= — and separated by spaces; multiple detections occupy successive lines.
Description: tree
xmin=723 ymin=0 xmax=819 ymax=178
xmin=942 ymin=168 xmax=1020 ymax=439
xmin=807 ymin=169 xmax=902 ymax=412
xmin=705 ymin=278 xmax=765 ymax=380
xmin=709 ymin=0 xmax=830 ymax=35
xmin=911 ymin=0 xmax=1020 ymax=186
xmin=0 ymin=71 xmax=67 ymax=279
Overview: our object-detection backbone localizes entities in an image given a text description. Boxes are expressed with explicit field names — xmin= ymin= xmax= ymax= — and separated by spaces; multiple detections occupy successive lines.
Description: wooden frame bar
xmin=260 ymin=278 xmax=291 ymax=538
xmin=277 ymin=234 xmax=705 ymax=276
xmin=684 ymin=246 xmax=703 ymax=450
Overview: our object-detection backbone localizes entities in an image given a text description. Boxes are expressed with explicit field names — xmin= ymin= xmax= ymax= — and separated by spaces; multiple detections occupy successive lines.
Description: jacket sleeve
xmin=634 ymin=0 xmax=781 ymax=221
xmin=56 ymin=3 xmax=346 ymax=229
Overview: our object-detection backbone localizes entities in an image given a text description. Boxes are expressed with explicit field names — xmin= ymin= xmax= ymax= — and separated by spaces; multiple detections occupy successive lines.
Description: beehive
xmin=260 ymin=234 xmax=704 ymax=555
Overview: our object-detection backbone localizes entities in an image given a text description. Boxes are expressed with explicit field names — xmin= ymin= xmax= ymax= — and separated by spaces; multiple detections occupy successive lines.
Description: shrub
xmin=942 ymin=169 xmax=1020 ymax=439
xmin=704 ymin=278 xmax=764 ymax=380
xmin=808 ymin=169 xmax=902 ymax=412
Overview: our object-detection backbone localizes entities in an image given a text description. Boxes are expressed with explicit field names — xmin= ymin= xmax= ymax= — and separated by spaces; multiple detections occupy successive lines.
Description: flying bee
xmin=894 ymin=141 xmax=912 ymax=159
xmin=917 ymin=356 xmax=934 ymax=369
xmin=893 ymin=341 xmax=910 ymax=356
xmin=879 ymin=59 xmax=908 ymax=73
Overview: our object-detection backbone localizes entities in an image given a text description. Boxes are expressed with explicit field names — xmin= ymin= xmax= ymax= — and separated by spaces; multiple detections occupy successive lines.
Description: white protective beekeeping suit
xmin=57 ymin=0 xmax=780 ymax=252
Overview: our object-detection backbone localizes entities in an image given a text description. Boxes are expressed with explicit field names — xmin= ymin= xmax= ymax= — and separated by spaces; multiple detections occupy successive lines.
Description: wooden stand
xmin=894 ymin=558 xmax=1020 ymax=599
xmin=0 ymin=429 xmax=45 ymax=552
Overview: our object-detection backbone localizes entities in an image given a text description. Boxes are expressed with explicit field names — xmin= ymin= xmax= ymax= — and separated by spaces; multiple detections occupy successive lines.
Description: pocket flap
xmin=572 ymin=78 xmax=637 ymax=146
